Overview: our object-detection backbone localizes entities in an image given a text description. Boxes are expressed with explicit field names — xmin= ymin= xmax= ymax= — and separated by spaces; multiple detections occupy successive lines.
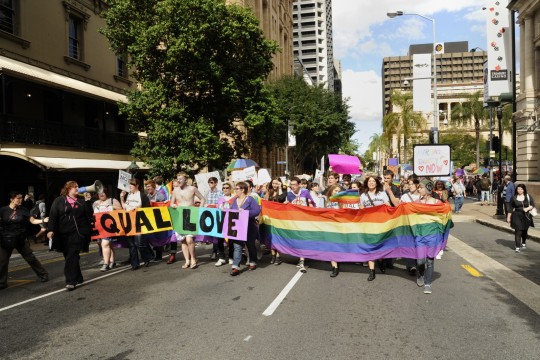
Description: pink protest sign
xmin=328 ymin=154 xmax=362 ymax=174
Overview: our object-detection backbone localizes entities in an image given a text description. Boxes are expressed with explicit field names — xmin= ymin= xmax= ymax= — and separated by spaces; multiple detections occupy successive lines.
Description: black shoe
xmin=274 ymin=257 xmax=283 ymax=266
xmin=39 ymin=275 xmax=49 ymax=282
xmin=378 ymin=261 xmax=386 ymax=274
xmin=210 ymin=253 xmax=217 ymax=260
xmin=330 ymin=267 xmax=339 ymax=278
xmin=131 ymin=266 xmax=140 ymax=271
xmin=368 ymin=270 xmax=376 ymax=281
xmin=144 ymin=261 xmax=151 ymax=267
xmin=270 ymin=255 xmax=276 ymax=264
xmin=407 ymin=266 xmax=417 ymax=276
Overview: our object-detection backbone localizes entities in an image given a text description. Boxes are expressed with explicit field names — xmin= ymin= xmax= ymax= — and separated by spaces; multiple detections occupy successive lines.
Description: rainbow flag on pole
xmin=260 ymin=200 xmax=452 ymax=262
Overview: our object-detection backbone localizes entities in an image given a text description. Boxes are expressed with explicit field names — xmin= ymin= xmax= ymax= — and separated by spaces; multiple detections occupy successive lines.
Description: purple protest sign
xmin=328 ymin=154 xmax=362 ymax=174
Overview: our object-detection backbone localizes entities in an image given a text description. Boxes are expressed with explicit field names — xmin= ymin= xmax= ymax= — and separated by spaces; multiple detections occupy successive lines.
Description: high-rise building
xmin=292 ymin=0 xmax=334 ymax=91
xmin=382 ymin=41 xmax=487 ymax=117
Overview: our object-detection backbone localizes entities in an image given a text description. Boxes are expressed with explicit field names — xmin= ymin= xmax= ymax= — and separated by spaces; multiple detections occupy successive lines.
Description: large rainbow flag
xmin=260 ymin=200 xmax=452 ymax=262
xmin=329 ymin=189 xmax=360 ymax=204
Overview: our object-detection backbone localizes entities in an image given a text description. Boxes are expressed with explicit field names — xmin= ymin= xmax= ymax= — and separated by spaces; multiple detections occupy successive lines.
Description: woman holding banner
xmin=360 ymin=175 xmax=390 ymax=281
xmin=47 ymin=181 xmax=93 ymax=291
xmin=93 ymin=189 xmax=122 ymax=271
xmin=230 ymin=182 xmax=261 ymax=276
xmin=265 ymin=178 xmax=286 ymax=265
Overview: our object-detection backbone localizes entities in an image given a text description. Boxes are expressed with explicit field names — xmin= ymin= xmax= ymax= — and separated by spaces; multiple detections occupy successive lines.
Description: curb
xmin=476 ymin=218 xmax=540 ymax=242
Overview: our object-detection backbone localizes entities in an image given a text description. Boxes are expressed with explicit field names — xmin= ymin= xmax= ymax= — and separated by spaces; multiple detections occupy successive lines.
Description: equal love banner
xmin=92 ymin=206 xmax=248 ymax=240
xmin=260 ymin=200 xmax=452 ymax=262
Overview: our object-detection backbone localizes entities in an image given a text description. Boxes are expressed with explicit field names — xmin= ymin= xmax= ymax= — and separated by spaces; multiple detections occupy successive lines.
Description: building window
xmin=0 ymin=0 xmax=14 ymax=34
xmin=68 ymin=16 xmax=81 ymax=60
xmin=116 ymin=55 xmax=128 ymax=78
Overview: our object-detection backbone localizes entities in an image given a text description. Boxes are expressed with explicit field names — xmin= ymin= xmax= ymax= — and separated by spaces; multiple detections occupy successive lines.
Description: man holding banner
xmin=169 ymin=172 xmax=205 ymax=268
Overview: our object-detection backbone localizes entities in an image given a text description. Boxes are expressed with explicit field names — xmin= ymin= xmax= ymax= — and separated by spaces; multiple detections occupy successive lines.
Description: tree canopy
xmin=266 ymin=76 xmax=356 ymax=175
xmin=102 ymin=0 xmax=278 ymax=178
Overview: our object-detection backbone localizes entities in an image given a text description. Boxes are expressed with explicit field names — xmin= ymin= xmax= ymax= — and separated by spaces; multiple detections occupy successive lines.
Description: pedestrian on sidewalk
xmin=480 ymin=174 xmax=491 ymax=206
xmin=506 ymin=184 xmax=535 ymax=252
xmin=451 ymin=176 xmax=465 ymax=213
xmin=0 ymin=191 xmax=50 ymax=290
xmin=502 ymin=175 xmax=515 ymax=216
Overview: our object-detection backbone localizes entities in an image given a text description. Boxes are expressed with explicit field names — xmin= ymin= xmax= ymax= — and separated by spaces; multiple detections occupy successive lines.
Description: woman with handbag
xmin=47 ymin=181 xmax=93 ymax=291
xmin=506 ymin=183 xmax=535 ymax=252
xmin=0 ymin=191 xmax=49 ymax=290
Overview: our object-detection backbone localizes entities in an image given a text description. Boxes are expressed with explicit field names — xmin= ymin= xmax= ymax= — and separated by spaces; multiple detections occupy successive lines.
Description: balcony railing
xmin=0 ymin=114 xmax=136 ymax=154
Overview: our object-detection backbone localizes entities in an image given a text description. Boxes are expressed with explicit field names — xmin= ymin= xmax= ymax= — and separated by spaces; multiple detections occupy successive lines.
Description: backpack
xmin=480 ymin=178 xmax=490 ymax=190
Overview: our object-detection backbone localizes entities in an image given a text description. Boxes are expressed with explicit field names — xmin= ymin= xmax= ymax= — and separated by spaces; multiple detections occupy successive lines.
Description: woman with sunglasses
xmin=0 ymin=191 xmax=49 ymax=290
xmin=230 ymin=182 xmax=261 ymax=276
xmin=214 ymin=182 xmax=235 ymax=266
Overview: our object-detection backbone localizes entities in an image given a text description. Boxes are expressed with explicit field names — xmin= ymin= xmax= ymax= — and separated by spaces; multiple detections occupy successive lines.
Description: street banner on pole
xmin=485 ymin=0 xmax=512 ymax=97
xmin=412 ymin=53 xmax=432 ymax=112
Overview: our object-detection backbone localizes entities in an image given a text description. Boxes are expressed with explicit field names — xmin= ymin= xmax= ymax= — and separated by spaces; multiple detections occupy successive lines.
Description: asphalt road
xmin=1 ymin=223 xmax=539 ymax=360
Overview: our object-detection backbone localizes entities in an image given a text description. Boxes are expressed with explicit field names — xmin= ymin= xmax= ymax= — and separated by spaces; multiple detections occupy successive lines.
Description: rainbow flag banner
xmin=260 ymin=200 xmax=452 ymax=262
xmin=329 ymin=189 xmax=360 ymax=204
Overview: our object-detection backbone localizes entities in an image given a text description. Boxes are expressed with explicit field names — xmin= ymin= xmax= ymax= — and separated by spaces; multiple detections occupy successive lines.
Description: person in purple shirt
xmin=285 ymin=177 xmax=317 ymax=272
xmin=230 ymin=181 xmax=261 ymax=276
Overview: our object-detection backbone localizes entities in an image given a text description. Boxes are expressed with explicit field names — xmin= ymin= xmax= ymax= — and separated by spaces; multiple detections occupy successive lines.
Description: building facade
xmin=292 ymin=0 xmax=334 ymax=91
xmin=0 ymin=0 xmax=139 ymax=203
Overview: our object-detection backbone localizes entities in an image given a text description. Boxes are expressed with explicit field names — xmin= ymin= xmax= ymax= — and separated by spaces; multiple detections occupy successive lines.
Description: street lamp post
xmin=496 ymin=107 xmax=504 ymax=216
xmin=387 ymin=11 xmax=438 ymax=144
xmin=285 ymin=119 xmax=289 ymax=179
xmin=486 ymin=98 xmax=500 ymax=197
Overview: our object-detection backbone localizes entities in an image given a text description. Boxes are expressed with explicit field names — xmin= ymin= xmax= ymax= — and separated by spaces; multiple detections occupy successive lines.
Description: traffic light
xmin=492 ymin=136 xmax=500 ymax=152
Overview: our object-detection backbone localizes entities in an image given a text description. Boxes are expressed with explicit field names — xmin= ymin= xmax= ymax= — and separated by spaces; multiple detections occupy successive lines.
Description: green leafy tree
xmin=267 ymin=76 xmax=355 ymax=175
xmin=382 ymin=91 xmax=426 ymax=163
xmin=450 ymin=91 xmax=489 ymax=167
xmin=438 ymin=133 xmax=478 ymax=168
xmin=102 ymin=0 xmax=278 ymax=178
xmin=363 ymin=133 xmax=390 ymax=172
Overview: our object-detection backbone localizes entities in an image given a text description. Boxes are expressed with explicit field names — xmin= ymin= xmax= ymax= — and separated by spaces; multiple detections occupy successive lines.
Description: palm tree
xmin=382 ymin=91 xmax=426 ymax=163
xmin=367 ymin=133 xmax=390 ymax=173
xmin=450 ymin=91 xmax=489 ymax=166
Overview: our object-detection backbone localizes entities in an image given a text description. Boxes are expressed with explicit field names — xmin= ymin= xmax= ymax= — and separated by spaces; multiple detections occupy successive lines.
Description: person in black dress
xmin=506 ymin=183 xmax=535 ymax=252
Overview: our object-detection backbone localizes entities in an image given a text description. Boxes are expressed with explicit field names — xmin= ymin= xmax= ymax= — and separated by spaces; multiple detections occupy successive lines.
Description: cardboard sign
xmin=195 ymin=171 xmax=222 ymax=199
xmin=328 ymin=154 xmax=362 ymax=175
xmin=413 ymin=145 xmax=451 ymax=176
xmin=118 ymin=170 xmax=131 ymax=191
xmin=257 ymin=168 xmax=272 ymax=185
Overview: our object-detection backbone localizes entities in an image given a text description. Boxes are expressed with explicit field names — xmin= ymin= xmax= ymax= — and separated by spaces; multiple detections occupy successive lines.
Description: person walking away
xmin=480 ymin=174 xmax=491 ymax=206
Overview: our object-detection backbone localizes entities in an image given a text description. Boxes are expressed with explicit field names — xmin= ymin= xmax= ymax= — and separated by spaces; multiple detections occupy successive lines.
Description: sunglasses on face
xmin=223 ymin=186 xmax=230 ymax=189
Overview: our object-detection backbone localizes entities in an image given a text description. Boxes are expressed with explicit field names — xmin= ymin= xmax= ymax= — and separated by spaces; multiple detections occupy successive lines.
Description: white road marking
xmin=0 ymin=267 xmax=131 ymax=313
xmin=243 ymin=335 xmax=252 ymax=341
xmin=448 ymin=234 xmax=540 ymax=316
xmin=262 ymin=271 xmax=304 ymax=316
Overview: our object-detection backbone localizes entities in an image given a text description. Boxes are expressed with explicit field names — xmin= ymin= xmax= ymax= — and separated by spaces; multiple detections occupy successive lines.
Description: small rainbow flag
xmin=329 ymin=189 xmax=360 ymax=204
xmin=260 ymin=200 xmax=452 ymax=262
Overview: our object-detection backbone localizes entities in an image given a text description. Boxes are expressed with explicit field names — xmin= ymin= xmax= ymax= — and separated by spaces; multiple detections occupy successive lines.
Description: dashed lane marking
xmin=448 ymin=234 xmax=540 ymax=316
xmin=262 ymin=270 xmax=304 ymax=316
xmin=461 ymin=264 xmax=483 ymax=277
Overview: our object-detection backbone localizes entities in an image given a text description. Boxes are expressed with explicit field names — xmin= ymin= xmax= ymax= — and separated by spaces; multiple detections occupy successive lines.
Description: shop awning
xmin=0 ymin=55 xmax=127 ymax=103
xmin=29 ymin=157 xmax=147 ymax=171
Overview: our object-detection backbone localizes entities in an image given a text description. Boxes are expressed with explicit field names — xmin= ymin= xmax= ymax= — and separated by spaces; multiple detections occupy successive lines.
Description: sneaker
xmin=299 ymin=264 xmax=307 ymax=273
xmin=423 ymin=284 xmax=432 ymax=294
xmin=296 ymin=260 xmax=304 ymax=268
xmin=407 ymin=266 xmax=417 ymax=276
xmin=39 ymin=275 xmax=49 ymax=282
xmin=97 ymin=260 xmax=105 ymax=266
xmin=100 ymin=264 xmax=110 ymax=272
xmin=167 ymin=253 xmax=176 ymax=264
xmin=215 ymin=259 xmax=226 ymax=267
xmin=228 ymin=258 xmax=233 ymax=265
xmin=110 ymin=262 xmax=117 ymax=269
xmin=230 ymin=268 xmax=240 ymax=276
xmin=521 ymin=243 xmax=527 ymax=249
xmin=65 ymin=284 xmax=76 ymax=291
xmin=210 ymin=253 xmax=217 ymax=260
xmin=417 ymin=275 xmax=425 ymax=287
xmin=515 ymin=247 xmax=520 ymax=253
xmin=274 ymin=257 xmax=282 ymax=266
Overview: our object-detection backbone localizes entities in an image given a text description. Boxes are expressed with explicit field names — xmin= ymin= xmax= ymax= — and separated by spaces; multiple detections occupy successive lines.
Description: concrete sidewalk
xmin=452 ymin=197 xmax=540 ymax=242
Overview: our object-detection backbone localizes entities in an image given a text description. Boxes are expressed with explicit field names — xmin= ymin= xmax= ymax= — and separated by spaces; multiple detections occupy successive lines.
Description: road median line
xmin=262 ymin=271 xmax=303 ymax=316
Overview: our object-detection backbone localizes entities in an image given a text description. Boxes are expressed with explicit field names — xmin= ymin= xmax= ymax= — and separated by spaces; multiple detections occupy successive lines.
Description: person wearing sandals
xmin=507 ymin=183 xmax=535 ymax=253
xmin=169 ymin=172 xmax=206 ymax=269
xmin=1 ymin=191 xmax=49 ymax=290
xmin=359 ymin=175 xmax=390 ymax=281
xmin=414 ymin=179 xmax=442 ymax=295
xmin=230 ymin=182 xmax=261 ymax=276
xmin=265 ymin=178 xmax=287 ymax=265
xmin=47 ymin=181 xmax=93 ymax=291
xmin=92 ymin=189 xmax=122 ymax=271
